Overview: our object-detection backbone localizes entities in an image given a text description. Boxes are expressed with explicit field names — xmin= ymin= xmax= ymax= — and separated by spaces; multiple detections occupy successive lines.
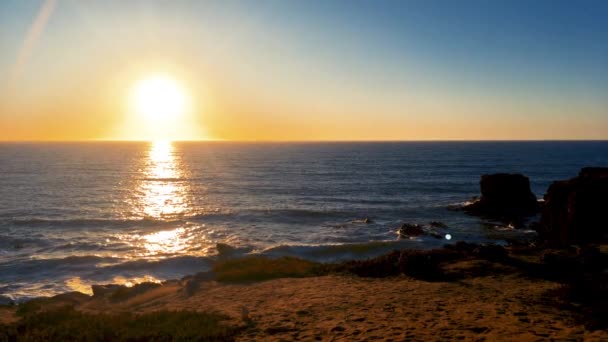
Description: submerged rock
xmin=464 ymin=173 xmax=539 ymax=220
xmin=538 ymin=167 xmax=608 ymax=245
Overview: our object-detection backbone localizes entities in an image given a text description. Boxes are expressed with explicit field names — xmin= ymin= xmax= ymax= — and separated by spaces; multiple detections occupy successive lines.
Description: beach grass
xmin=1 ymin=306 xmax=240 ymax=341
xmin=212 ymin=256 xmax=325 ymax=282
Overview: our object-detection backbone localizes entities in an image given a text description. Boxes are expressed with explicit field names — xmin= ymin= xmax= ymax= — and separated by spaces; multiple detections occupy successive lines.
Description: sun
xmin=119 ymin=72 xmax=204 ymax=141
xmin=130 ymin=74 xmax=187 ymax=121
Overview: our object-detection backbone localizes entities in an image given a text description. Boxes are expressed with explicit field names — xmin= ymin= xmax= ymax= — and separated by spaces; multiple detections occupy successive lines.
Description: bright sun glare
xmin=131 ymin=74 xmax=187 ymax=121
xmin=122 ymin=73 xmax=203 ymax=141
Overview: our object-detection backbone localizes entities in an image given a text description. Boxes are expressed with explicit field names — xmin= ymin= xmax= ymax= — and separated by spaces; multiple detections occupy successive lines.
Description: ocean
xmin=1 ymin=141 xmax=607 ymax=301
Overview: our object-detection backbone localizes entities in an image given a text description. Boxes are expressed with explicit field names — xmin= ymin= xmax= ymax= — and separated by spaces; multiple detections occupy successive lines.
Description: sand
xmin=5 ymin=255 xmax=605 ymax=341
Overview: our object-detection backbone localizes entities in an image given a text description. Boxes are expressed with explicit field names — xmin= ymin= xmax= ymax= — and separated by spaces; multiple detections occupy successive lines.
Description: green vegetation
xmin=212 ymin=256 xmax=325 ymax=282
xmin=1 ymin=307 xmax=240 ymax=341
xmin=210 ymin=249 xmax=466 ymax=283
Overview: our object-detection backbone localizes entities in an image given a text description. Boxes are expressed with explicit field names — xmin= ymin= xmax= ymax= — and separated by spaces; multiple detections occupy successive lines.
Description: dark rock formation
xmin=464 ymin=173 xmax=539 ymax=219
xmin=398 ymin=223 xmax=424 ymax=237
xmin=397 ymin=223 xmax=446 ymax=239
xmin=538 ymin=167 xmax=608 ymax=245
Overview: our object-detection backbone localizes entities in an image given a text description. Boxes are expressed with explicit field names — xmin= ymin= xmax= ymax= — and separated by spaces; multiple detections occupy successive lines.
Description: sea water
xmin=1 ymin=141 xmax=607 ymax=300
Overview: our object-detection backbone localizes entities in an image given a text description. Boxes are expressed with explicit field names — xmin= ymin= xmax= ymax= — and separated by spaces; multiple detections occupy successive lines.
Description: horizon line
xmin=1 ymin=139 xmax=607 ymax=143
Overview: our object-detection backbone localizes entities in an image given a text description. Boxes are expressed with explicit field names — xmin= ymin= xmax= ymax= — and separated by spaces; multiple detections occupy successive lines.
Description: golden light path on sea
xmin=65 ymin=141 xmax=207 ymax=292
xmin=141 ymin=140 xmax=189 ymax=218
xmin=136 ymin=141 xmax=193 ymax=256
xmin=115 ymin=141 xmax=199 ymax=258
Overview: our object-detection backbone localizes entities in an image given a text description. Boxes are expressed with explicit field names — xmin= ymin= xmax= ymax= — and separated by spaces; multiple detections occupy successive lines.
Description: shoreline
xmin=2 ymin=167 xmax=606 ymax=339
xmin=2 ymin=242 xmax=606 ymax=340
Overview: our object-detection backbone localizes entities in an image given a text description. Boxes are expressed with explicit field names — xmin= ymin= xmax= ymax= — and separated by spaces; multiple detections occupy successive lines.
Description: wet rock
xmin=538 ymin=167 xmax=608 ymax=245
xmin=464 ymin=173 xmax=540 ymax=219
xmin=215 ymin=243 xmax=253 ymax=259
xmin=216 ymin=243 xmax=238 ymax=257
xmin=398 ymin=223 xmax=446 ymax=240
xmin=398 ymin=223 xmax=424 ymax=237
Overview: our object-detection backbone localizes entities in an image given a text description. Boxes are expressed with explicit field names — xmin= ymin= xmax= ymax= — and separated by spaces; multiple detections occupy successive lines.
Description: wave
xmin=8 ymin=217 xmax=186 ymax=229
xmin=192 ymin=208 xmax=350 ymax=220
xmin=258 ymin=240 xmax=436 ymax=263
xmin=0 ymin=254 xmax=214 ymax=303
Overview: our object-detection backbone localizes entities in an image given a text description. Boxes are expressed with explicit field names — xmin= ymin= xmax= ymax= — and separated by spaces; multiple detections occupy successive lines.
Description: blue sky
xmin=1 ymin=0 xmax=607 ymax=140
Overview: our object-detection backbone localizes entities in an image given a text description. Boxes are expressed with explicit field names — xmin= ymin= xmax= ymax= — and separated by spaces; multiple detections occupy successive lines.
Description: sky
xmin=0 ymin=0 xmax=607 ymax=141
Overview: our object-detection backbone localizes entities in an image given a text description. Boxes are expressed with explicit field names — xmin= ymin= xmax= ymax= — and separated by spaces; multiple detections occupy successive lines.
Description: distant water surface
xmin=1 ymin=141 xmax=607 ymax=300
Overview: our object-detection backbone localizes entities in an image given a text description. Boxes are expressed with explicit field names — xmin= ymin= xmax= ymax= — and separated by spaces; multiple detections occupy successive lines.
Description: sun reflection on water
xmin=143 ymin=227 xmax=189 ymax=255
xmin=121 ymin=141 xmax=201 ymax=257
xmin=140 ymin=140 xmax=189 ymax=218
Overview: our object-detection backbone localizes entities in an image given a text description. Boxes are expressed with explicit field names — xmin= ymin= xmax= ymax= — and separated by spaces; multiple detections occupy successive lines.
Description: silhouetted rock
xmin=464 ymin=173 xmax=539 ymax=219
xmin=398 ymin=223 xmax=424 ymax=237
xmin=538 ymin=167 xmax=608 ymax=245
xmin=398 ymin=223 xmax=446 ymax=239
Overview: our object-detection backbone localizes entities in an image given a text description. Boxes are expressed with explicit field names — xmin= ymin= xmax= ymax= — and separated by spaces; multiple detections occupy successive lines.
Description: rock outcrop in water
xmin=538 ymin=167 xmax=608 ymax=245
xmin=398 ymin=222 xmax=445 ymax=239
xmin=464 ymin=173 xmax=539 ymax=220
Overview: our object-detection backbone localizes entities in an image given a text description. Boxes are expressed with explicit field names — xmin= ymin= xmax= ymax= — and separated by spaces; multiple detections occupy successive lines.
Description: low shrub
xmin=212 ymin=256 xmax=324 ymax=282
xmin=1 ymin=307 xmax=240 ymax=341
